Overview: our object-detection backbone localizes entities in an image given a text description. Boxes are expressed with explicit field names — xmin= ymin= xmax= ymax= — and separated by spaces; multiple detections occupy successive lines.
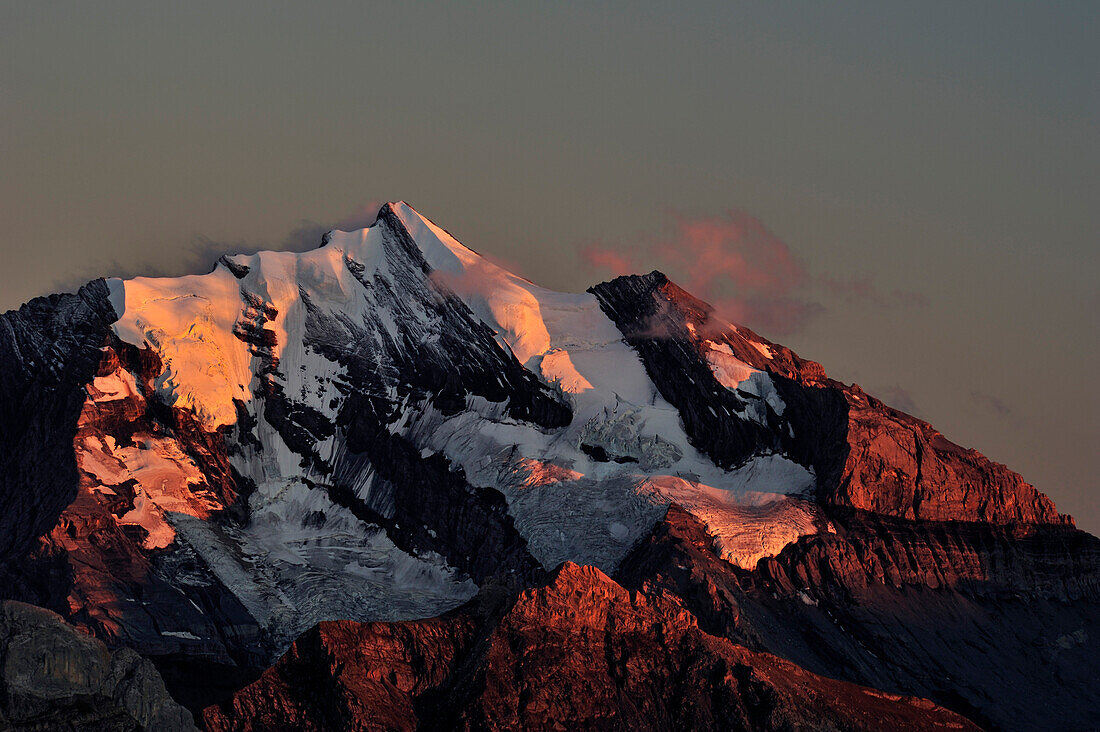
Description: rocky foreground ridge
xmin=0 ymin=600 xmax=195 ymax=730
xmin=202 ymin=562 xmax=979 ymax=732
xmin=0 ymin=203 xmax=1096 ymax=730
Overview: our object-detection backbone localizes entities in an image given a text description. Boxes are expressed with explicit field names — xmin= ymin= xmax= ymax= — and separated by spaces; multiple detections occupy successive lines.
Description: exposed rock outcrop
xmin=203 ymin=563 xmax=977 ymax=732
xmin=617 ymin=505 xmax=1100 ymax=731
xmin=0 ymin=600 xmax=195 ymax=731
xmin=0 ymin=336 xmax=267 ymax=706
xmin=0 ymin=280 xmax=117 ymax=562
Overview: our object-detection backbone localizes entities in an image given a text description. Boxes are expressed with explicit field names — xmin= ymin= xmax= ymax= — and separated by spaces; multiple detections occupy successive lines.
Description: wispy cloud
xmin=970 ymin=389 xmax=1013 ymax=417
xmin=818 ymin=275 xmax=929 ymax=309
xmin=873 ymin=383 xmax=922 ymax=417
xmin=50 ymin=202 xmax=385 ymax=293
xmin=579 ymin=243 xmax=634 ymax=276
xmin=581 ymin=208 xmax=926 ymax=336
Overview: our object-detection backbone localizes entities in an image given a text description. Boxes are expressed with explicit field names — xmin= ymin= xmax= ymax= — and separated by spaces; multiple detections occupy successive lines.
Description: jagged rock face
xmin=0 ymin=334 xmax=266 ymax=698
xmin=836 ymin=391 xmax=1065 ymax=524
xmin=590 ymin=271 xmax=1065 ymax=526
xmin=589 ymin=273 xmax=849 ymax=486
xmin=0 ymin=280 xmax=117 ymax=562
xmin=2 ymin=205 xmax=575 ymax=675
xmin=0 ymin=600 xmax=195 ymax=731
xmin=202 ymin=563 xmax=977 ymax=732
xmin=617 ymin=506 xmax=1100 ymax=731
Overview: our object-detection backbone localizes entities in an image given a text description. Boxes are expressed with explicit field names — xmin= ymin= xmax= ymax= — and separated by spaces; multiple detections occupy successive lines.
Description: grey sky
xmin=2 ymin=1 xmax=1097 ymax=531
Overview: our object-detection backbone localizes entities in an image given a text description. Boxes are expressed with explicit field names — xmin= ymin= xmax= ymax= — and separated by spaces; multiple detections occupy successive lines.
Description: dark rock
xmin=0 ymin=600 xmax=195 ymax=731
xmin=616 ymin=505 xmax=1100 ymax=731
xmin=0 ymin=339 xmax=267 ymax=713
xmin=323 ymin=421 xmax=545 ymax=586
xmin=580 ymin=442 xmax=639 ymax=463
xmin=591 ymin=271 xmax=1067 ymax=526
xmin=0 ymin=280 xmax=117 ymax=562
xmin=217 ymin=256 xmax=251 ymax=280
xmin=590 ymin=273 xmax=794 ymax=471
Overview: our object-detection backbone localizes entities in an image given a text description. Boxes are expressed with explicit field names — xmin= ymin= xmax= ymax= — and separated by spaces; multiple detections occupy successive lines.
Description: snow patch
xmin=112 ymin=272 xmax=255 ymax=428
xmin=88 ymin=369 xmax=139 ymax=402
xmin=161 ymin=630 xmax=202 ymax=640
xmin=751 ymin=341 xmax=775 ymax=359
xmin=702 ymin=340 xmax=786 ymax=421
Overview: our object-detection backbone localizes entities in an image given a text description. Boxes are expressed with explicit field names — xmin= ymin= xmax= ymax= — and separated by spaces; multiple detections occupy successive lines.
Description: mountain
xmin=0 ymin=202 xmax=1096 ymax=731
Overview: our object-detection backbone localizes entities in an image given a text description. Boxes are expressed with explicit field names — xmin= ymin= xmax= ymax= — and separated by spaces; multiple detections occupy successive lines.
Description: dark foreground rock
xmin=0 ymin=600 xmax=195 ymax=731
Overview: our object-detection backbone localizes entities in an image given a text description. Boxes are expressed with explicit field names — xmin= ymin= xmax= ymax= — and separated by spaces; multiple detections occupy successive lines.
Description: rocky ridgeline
xmin=617 ymin=506 xmax=1100 ymax=731
xmin=202 ymin=563 xmax=978 ymax=732
xmin=591 ymin=271 xmax=1066 ymax=526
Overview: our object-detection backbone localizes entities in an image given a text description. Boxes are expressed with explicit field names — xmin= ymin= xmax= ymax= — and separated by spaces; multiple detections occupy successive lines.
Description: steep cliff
xmin=617 ymin=505 xmax=1100 ymax=731
xmin=0 ymin=600 xmax=195 ymax=731
xmin=0 ymin=280 xmax=118 ymax=562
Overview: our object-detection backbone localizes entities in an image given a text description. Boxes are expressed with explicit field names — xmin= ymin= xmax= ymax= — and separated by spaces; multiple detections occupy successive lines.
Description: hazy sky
xmin=2 ymin=2 xmax=1097 ymax=531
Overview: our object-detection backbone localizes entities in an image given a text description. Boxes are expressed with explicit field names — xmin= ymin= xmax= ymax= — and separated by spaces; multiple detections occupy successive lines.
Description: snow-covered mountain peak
xmin=1 ymin=200 xmax=1084 ymax=730
xmin=82 ymin=202 xmax=839 ymax=652
xmin=373 ymin=201 xmax=556 ymax=364
xmin=322 ymin=201 xmax=502 ymax=281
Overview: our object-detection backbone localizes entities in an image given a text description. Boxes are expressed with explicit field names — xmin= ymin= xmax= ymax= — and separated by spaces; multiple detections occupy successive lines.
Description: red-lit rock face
xmin=203 ymin=562 xmax=978 ymax=732
xmin=835 ymin=389 xmax=1065 ymax=524
xmin=74 ymin=345 xmax=229 ymax=551
xmin=591 ymin=272 xmax=1067 ymax=526
xmin=8 ymin=339 xmax=257 ymax=659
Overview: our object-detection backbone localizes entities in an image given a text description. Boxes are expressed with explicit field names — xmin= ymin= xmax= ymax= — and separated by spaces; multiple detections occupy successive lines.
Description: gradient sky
xmin=2 ymin=2 xmax=1097 ymax=531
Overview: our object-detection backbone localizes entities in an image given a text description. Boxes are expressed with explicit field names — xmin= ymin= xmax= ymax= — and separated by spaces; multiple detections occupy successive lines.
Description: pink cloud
xmin=580 ymin=208 xmax=926 ymax=337
xmin=581 ymin=210 xmax=820 ymax=335
xmin=580 ymin=243 xmax=636 ymax=275
xmin=818 ymin=275 xmax=928 ymax=309
xmin=668 ymin=211 xmax=809 ymax=294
